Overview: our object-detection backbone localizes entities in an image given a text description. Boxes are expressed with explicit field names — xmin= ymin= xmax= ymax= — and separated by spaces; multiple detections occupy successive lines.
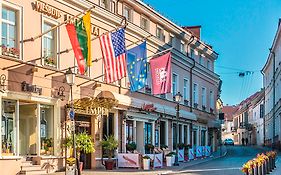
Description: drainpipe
xmin=269 ymin=48 xmax=276 ymax=149
xmin=187 ymin=36 xmax=195 ymax=112
xmin=260 ymin=70 xmax=266 ymax=146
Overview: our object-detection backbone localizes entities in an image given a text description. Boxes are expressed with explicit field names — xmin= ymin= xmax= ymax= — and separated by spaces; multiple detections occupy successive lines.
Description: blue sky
xmin=144 ymin=0 xmax=281 ymax=105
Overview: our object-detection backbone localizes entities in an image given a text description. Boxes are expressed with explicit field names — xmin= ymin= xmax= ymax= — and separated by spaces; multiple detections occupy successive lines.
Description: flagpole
xmin=21 ymin=6 xmax=95 ymax=43
xmin=148 ymin=47 xmax=173 ymax=59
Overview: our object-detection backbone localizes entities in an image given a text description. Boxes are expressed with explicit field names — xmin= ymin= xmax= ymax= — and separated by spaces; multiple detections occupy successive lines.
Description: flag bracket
xmin=2 ymin=57 xmax=42 ymax=70
xmin=77 ymin=74 xmax=104 ymax=87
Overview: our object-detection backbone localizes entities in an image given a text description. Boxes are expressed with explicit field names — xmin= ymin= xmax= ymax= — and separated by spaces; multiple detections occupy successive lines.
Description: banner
xmin=205 ymin=146 xmax=211 ymax=157
xmin=188 ymin=148 xmax=195 ymax=160
xmin=178 ymin=149 xmax=184 ymax=162
xmin=150 ymin=52 xmax=171 ymax=95
xmin=147 ymin=153 xmax=163 ymax=168
xmin=196 ymin=146 xmax=203 ymax=158
xmin=117 ymin=153 xmax=140 ymax=168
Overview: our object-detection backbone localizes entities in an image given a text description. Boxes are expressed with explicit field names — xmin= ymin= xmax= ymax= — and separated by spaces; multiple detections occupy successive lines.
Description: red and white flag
xmin=99 ymin=28 xmax=127 ymax=83
xmin=150 ymin=52 xmax=171 ymax=95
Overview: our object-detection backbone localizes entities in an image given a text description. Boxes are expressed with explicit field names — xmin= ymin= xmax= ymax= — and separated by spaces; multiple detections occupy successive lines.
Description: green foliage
xmin=42 ymin=138 xmax=53 ymax=151
xmin=142 ymin=155 xmax=151 ymax=159
xmin=177 ymin=143 xmax=185 ymax=149
xmin=160 ymin=144 xmax=168 ymax=150
xmin=126 ymin=142 xmax=137 ymax=152
xmin=100 ymin=135 xmax=118 ymax=160
xmin=145 ymin=144 xmax=154 ymax=154
xmin=63 ymin=131 xmax=95 ymax=155
xmin=166 ymin=151 xmax=176 ymax=157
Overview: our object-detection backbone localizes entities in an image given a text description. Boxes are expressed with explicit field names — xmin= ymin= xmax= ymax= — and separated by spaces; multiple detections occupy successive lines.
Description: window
xmin=199 ymin=55 xmax=203 ymax=65
xmin=180 ymin=41 xmax=185 ymax=53
xmin=42 ymin=21 xmax=57 ymax=67
xmin=201 ymin=130 xmax=206 ymax=146
xmin=193 ymin=130 xmax=197 ymax=146
xmin=193 ymin=83 xmax=198 ymax=106
xmin=183 ymin=79 xmax=189 ymax=105
xmin=156 ymin=26 xmax=165 ymax=42
xmin=100 ymin=0 xmax=111 ymax=10
xmin=172 ymin=73 xmax=178 ymax=98
xmin=1 ymin=6 xmax=19 ymax=58
xmin=207 ymin=60 xmax=211 ymax=70
xmin=210 ymin=90 xmax=214 ymax=110
xmin=179 ymin=124 xmax=182 ymax=143
xmin=40 ymin=105 xmax=54 ymax=155
xmin=2 ymin=100 xmax=17 ymax=155
xmin=184 ymin=125 xmax=188 ymax=144
xmin=202 ymin=87 xmax=206 ymax=108
xmin=260 ymin=104 xmax=264 ymax=118
xmin=123 ymin=5 xmax=132 ymax=22
xmin=169 ymin=34 xmax=175 ymax=46
xmin=144 ymin=123 xmax=152 ymax=153
xmin=190 ymin=48 xmax=195 ymax=58
xmin=140 ymin=16 xmax=149 ymax=32
xmin=172 ymin=123 xmax=177 ymax=149
xmin=126 ymin=120 xmax=133 ymax=143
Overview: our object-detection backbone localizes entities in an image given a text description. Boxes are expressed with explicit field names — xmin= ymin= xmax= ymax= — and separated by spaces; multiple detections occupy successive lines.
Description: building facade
xmin=0 ymin=0 xmax=221 ymax=174
xmin=221 ymin=105 xmax=238 ymax=142
xmin=262 ymin=19 xmax=281 ymax=149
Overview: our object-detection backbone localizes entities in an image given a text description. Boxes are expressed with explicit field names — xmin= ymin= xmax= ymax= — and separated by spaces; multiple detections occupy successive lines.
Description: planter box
xmin=178 ymin=149 xmax=184 ymax=162
xmin=196 ymin=146 xmax=203 ymax=158
xmin=143 ymin=159 xmax=150 ymax=170
xmin=146 ymin=153 xmax=163 ymax=168
xmin=117 ymin=153 xmax=140 ymax=168
xmin=166 ymin=156 xmax=173 ymax=166
xmin=188 ymin=149 xmax=195 ymax=160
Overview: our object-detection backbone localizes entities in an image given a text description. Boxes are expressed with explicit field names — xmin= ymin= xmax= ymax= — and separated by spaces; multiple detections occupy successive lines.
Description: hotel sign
xmin=32 ymin=1 xmax=62 ymax=19
xmin=74 ymin=106 xmax=109 ymax=116
xmin=21 ymin=81 xmax=42 ymax=95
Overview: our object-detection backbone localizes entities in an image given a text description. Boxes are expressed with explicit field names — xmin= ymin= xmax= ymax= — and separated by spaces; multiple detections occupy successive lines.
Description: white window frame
xmin=123 ymin=4 xmax=133 ymax=22
xmin=193 ymin=83 xmax=198 ymax=104
xmin=156 ymin=25 xmax=165 ymax=42
xmin=140 ymin=15 xmax=149 ymax=32
xmin=210 ymin=90 xmax=214 ymax=110
xmin=100 ymin=0 xmax=111 ymax=11
xmin=180 ymin=41 xmax=185 ymax=53
xmin=0 ymin=1 xmax=23 ymax=60
xmin=172 ymin=73 xmax=179 ymax=98
xmin=201 ymin=86 xmax=206 ymax=107
xmin=41 ymin=16 xmax=59 ymax=68
xmin=183 ymin=78 xmax=189 ymax=102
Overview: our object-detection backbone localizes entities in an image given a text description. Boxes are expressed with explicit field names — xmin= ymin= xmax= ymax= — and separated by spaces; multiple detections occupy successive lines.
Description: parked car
xmin=224 ymin=138 xmax=234 ymax=145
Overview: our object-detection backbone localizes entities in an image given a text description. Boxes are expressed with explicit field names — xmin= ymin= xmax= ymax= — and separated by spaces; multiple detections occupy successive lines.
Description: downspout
xmin=187 ymin=36 xmax=195 ymax=112
xmin=260 ymin=70 xmax=266 ymax=146
xmin=187 ymin=36 xmax=195 ymax=145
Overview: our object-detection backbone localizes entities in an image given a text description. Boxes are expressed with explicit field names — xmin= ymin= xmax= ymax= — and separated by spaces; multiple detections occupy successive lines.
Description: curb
xmin=159 ymin=148 xmax=228 ymax=175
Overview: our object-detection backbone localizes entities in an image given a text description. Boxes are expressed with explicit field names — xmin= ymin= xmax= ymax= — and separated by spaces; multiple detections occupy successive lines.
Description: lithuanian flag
xmin=66 ymin=12 xmax=91 ymax=75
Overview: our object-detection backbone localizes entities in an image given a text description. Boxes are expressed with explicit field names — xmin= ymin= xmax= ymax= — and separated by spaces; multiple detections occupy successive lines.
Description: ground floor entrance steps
xmin=18 ymin=158 xmax=46 ymax=175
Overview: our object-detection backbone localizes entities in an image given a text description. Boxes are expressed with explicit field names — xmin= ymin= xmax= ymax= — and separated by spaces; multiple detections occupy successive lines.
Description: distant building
xmin=221 ymin=105 xmax=238 ymax=141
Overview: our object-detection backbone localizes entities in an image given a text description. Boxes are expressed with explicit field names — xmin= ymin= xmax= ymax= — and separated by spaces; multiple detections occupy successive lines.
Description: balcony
xmin=239 ymin=122 xmax=253 ymax=130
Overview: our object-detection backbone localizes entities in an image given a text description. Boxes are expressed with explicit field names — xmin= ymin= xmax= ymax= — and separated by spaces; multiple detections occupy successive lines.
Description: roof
xmin=222 ymin=105 xmax=238 ymax=121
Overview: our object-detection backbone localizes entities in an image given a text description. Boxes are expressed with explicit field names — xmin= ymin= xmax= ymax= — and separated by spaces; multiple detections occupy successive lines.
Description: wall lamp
xmin=57 ymin=86 xmax=65 ymax=101
xmin=0 ymin=74 xmax=7 ymax=93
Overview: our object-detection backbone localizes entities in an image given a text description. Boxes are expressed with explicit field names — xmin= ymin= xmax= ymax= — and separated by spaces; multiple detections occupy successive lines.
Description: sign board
xmin=117 ymin=153 xmax=140 ymax=168
xmin=21 ymin=81 xmax=42 ymax=95
xmin=69 ymin=110 xmax=75 ymax=120
xmin=205 ymin=146 xmax=211 ymax=157
xmin=32 ymin=1 xmax=62 ymax=19
xmin=188 ymin=149 xmax=195 ymax=160
xmin=196 ymin=146 xmax=203 ymax=158
xmin=178 ymin=149 xmax=184 ymax=162
xmin=147 ymin=153 xmax=163 ymax=168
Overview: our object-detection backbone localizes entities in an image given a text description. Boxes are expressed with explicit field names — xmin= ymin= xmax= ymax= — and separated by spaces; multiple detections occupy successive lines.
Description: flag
xmin=99 ymin=28 xmax=127 ymax=83
xmin=150 ymin=52 xmax=171 ymax=95
xmin=66 ymin=12 xmax=91 ymax=74
xmin=127 ymin=41 xmax=147 ymax=91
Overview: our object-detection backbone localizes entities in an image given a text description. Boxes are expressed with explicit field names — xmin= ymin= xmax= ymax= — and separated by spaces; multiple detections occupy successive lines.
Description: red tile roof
xmin=222 ymin=105 xmax=238 ymax=121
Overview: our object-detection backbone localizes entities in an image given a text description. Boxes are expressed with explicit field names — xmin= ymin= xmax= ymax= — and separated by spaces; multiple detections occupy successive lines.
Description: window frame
xmin=0 ymin=1 xmax=23 ymax=60
xmin=156 ymin=25 xmax=165 ymax=42
xmin=201 ymin=86 xmax=207 ymax=107
xmin=210 ymin=89 xmax=214 ymax=110
xmin=100 ymin=0 xmax=111 ymax=11
xmin=169 ymin=34 xmax=175 ymax=46
xmin=41 ymin=16 xmax=59 ymax=68
xmin=180 ymin=41 xmax=185 ymax=53
xmin=193 ymin=83 xmax=199 ymax=105
xmin=172 ymin=72 xmax=179 ymax=98
xmin=123 ymin=4 xmax=133 ymax=22
xmin=140 ymin=15 xmax=149 ymax=32
xmin=183 ymin=78 xmax=189 ymax=102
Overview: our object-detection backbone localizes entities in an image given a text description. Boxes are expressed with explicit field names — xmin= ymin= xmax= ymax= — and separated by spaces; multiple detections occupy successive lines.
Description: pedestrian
xmin=245 ymin=138 xmax=248 ymax=146
xmin=242 ymin=138 xmax=245 ymax=146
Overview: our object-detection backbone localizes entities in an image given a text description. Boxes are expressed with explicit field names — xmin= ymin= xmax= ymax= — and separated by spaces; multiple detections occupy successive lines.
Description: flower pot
xmin=143 ymin=159 xmax=150 ymax=170
xmin=166 ymin=156 xmax=172 ymax=167
xmin=105 ymin=160 xmax=115 ymax=170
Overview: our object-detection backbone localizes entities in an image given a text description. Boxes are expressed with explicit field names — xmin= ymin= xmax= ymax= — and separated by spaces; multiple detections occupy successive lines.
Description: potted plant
xmin=63 ymin=132 xmax=95 ymax=172
xmin=126 ymin=142 xmax=137 ymax=153
xmin=165 ymin=153 xmax=173 ymax=167
xmin=168 ymin=151 xmax=176 ymax=164
xmin=100 ymin=135 xmax=118 ymax=170
xmin=145 ymin=144 xmax=154 ymax=154
xmin=143 ymin=155 xmax=151 ymax=170
xmin=160 ymin=144 xmax=168 ymax=150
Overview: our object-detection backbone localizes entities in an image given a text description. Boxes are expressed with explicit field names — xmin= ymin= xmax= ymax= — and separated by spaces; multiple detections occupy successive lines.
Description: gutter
xmin=260 ymin=70 xmax=266 ymax=146
xmin=187 ymin=36 xmax=195 ymax=113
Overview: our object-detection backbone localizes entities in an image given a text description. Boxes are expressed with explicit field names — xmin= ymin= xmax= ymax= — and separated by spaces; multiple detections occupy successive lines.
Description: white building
xmin=262 ymin=19 xmax=281 ymax=149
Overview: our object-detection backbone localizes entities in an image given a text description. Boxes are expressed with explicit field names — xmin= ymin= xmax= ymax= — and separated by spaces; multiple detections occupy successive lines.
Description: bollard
xmin=262 ymin=163 xmax=266 ymax=175
xmin=265 ymin=160 xmax=269 ymax=174
xmin=269 ymin=157 xmax=272 ymax=172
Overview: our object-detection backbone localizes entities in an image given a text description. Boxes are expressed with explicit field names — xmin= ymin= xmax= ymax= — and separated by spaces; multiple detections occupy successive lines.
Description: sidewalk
xmin=52 ymin=146 xmax=227 ymax=175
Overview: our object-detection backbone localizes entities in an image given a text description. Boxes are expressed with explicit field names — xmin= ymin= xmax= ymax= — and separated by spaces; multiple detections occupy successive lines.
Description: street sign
xmin=69 ymin=110 xmax=75 ymax=120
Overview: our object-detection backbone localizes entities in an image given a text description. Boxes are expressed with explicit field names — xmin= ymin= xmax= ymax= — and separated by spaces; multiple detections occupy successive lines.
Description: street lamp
xmin=174 ymin=92 xmax=182 ymax=166
xmin=65 ymin=68 xmax=80 ymax=175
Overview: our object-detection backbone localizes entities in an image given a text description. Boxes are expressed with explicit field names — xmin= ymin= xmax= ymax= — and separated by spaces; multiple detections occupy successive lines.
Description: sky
xmin=143 ymin=0 xmax=281 ymax=105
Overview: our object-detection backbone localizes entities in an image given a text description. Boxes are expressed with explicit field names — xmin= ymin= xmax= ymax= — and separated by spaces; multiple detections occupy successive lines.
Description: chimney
xmin=182 ymin=25 xmax=201 ymax=39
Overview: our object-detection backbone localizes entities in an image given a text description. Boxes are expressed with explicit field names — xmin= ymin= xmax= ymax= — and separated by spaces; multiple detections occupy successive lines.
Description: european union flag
xmin=127 ymin=41 xmax=147 ymax=92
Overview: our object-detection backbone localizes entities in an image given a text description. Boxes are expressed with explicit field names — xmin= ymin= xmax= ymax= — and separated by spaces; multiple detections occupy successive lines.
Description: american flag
xmin=99 ymin=28 xmax=127 ymax=83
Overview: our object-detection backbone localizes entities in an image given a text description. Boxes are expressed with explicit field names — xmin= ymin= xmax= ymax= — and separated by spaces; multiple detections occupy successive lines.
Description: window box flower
xmin=1 ymin=45 xmax=20 ymax=58
xmin=44 ymin=57 xmax=57 ymax=67
xmin=184 ymin=99 xmax=189 ymax=105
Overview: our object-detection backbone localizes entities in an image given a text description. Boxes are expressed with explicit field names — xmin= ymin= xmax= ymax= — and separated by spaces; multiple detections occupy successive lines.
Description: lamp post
xmin=65 ymin=68 xmax=80 ymax=175
xmin=174 ymin=92 xmax=182 ymax=166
